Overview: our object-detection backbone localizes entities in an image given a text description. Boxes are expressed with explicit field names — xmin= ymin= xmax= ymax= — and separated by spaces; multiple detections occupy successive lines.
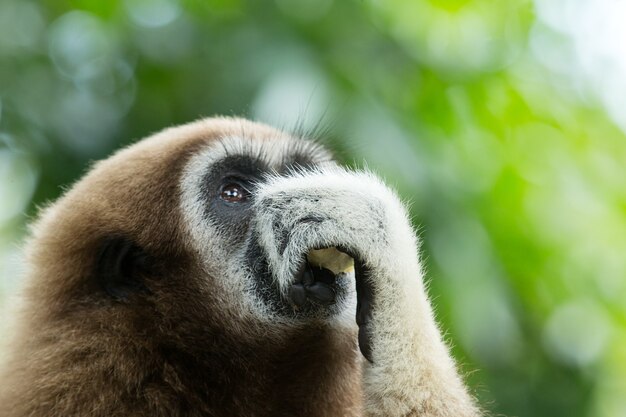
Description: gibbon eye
xmin=220 ymin=182 xmax=250 ymax=203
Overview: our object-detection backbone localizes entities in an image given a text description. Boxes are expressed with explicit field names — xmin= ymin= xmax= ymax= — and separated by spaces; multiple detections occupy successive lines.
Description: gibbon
xmin=0 ymin=117 xmax=481 ymax=417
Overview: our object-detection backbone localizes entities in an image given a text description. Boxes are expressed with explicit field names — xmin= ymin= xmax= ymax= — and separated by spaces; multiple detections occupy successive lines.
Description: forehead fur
xmin=36 ymin=120 xmax=292 ymax=231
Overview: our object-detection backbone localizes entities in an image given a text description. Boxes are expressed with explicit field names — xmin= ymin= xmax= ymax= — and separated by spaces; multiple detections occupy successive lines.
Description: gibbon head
xmin=25 ymin=117 xmax=363 ymax=350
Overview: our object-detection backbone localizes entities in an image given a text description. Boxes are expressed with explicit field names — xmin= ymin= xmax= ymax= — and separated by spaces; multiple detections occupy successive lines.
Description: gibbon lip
xmin=289 ymin=248 xmax=354 ymax=308
xmin=289 ymin=261 xmax=336 ymax=307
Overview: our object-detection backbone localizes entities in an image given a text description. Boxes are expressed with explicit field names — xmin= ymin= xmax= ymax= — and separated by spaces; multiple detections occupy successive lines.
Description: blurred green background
xmin=1 ymin=0 xmax=626 ymax=416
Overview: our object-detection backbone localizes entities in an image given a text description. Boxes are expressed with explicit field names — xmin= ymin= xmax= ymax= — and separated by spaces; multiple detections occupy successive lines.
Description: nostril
xmin=299 ymin=215 xmax=325 ymax=224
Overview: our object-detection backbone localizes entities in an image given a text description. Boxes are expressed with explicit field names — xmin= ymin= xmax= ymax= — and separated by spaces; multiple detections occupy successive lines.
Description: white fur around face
xmin=179 ymin=133 xmax=335 ymax=324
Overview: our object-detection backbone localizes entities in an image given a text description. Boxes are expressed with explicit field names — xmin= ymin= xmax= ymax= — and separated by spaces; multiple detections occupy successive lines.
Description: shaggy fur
xmin=0 ymin=117 xmax=481 ymax=416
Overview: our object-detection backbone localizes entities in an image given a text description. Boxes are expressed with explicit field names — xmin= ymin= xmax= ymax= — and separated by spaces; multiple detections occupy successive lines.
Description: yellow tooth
xmin=306 ymin=248 xmax=354 ymax=275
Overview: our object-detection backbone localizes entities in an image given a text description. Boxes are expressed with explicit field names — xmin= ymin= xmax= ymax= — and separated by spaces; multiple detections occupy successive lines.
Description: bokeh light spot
xmin=0 ymin=147 xmax=39 ymax=224
xmin=0 ymin=1 xmax=45 ymax=54
xmin=533 ymin=0 xmax=626 ymax=133
xmin=48 ymin=11 xmax=113 ymax=81
xmin=252 ymin=64 xmax=330 ymax=134
xmin=543 ymin=299 xmax=611 ymax=367
xmin=124 ymin=0 xmax=182 ymax=28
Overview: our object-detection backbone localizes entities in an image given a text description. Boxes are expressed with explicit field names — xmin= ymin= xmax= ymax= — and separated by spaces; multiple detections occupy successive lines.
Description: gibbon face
xmin=180 ymin=129 xmax=357 ymax=322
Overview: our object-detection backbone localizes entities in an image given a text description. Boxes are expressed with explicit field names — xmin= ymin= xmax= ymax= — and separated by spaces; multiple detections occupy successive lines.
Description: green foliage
xmin=1 ymin=1 xmax=625 ymax=415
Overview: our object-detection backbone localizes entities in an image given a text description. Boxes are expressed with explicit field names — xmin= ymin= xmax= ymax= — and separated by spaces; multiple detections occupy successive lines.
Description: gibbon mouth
xmin=288 ymin=248 xmax=355 ymax=309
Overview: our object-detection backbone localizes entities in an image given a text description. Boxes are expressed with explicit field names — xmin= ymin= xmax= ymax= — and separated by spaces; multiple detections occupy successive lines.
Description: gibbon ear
xmin=96 ymin=237 xmax=151 ymax=301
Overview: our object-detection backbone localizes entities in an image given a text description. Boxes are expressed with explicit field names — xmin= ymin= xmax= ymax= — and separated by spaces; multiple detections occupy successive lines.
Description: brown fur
xmin=0 ymin=118 xmax=362 ymax=417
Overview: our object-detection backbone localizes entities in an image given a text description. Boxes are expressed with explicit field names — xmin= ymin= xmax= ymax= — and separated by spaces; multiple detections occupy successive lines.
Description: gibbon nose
xmin=276 ymin=215 xmax=326 ymax=256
